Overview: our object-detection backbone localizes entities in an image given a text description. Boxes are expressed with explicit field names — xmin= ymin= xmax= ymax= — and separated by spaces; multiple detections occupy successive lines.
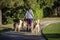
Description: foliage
xmin=0 ymin=0 xmax=56 ymax=24
xmin=1 ymin=0 xmax=25 ymax=24
xmin=43 ymin=7 xmax=52 ymax=17
xmin=26 ymin=0 xmax=44 ymax=19
xmin=34 ymin=9 xmax=43 ymax=19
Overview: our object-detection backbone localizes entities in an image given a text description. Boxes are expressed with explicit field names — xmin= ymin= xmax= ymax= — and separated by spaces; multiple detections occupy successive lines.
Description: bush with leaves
xmin=0 ymin=0 xmax=56 ymax=24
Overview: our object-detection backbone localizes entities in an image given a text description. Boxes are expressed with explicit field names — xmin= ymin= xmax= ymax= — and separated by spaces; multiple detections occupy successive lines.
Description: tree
xmin=0 ymin=0 xmax=56 ymax=24
xmin=24 ymin=0 xmax=43 ymax=19
xmin=37 ymin=0 xmax=55 ymax=17
xmin=54 ymin=0 xmax=60 ymax=16
xmin=25 ymin=0 xmax=55 ymax=19
xmin=0 ymin=0 xmax=25 ymax=24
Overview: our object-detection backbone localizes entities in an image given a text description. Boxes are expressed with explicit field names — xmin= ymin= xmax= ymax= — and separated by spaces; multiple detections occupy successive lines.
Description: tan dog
xmin=18 ymin=20 xmax=28 ymax=31
xmin=22 ymin=20 xmax=27 ymax=30
xmin=31 ymin=21 xmax=34 ymax=32
xmin=13 ymin=19 xmax=28 ymax=32
xmin=32 ymin=19 xmax=40 ymax=33
xmin=13 ymin=22 xmax=19 ymax=32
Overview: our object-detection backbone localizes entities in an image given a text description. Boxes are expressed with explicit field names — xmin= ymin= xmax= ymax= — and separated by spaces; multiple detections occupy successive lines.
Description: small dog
xmin=32 ymin=19 xmax=40 ymax=33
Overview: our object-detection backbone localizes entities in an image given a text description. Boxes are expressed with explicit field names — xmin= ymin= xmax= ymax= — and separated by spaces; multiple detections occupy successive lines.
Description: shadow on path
xmin=0 ymin=30 xmax=46 ymax=40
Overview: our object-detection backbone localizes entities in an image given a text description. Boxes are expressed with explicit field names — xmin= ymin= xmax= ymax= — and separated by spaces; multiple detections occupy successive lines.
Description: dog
xmin=13 ymin=22 xmax=19 ymax=32
xmin=22 ymin=20 xmax=27 ymax=30
xmin=13 ymin=20 xmax=27 ymax=32
xmin=32 ymin=19 xmax=40 ymax=33
xmin=17 ymin=20 xmax=27 ymax=31
xmin=19 ymin=19 xmax=28 ymax=31
xmin=31 ymin=21 xmax=34 ymax=32
xmin=18 ymin=20 xmax=23 ymax=31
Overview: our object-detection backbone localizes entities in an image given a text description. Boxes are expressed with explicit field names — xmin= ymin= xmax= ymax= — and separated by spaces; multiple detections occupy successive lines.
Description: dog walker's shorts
xmin=26 ymin=19 xmax=33 ymax=26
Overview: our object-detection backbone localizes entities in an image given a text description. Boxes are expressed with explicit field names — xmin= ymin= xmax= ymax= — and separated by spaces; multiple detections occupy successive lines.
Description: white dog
xmin=18 ymin=20 xmax=27 ymax=31
xmin=18 ymin=20 xmax=23 ymax=31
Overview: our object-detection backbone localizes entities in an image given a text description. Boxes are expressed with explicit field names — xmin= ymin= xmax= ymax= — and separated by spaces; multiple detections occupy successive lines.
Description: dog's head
xmin=19 ymin=20 xmax=23 ymax=24
xmin=35 ymin=19 xmax=40 ymax=24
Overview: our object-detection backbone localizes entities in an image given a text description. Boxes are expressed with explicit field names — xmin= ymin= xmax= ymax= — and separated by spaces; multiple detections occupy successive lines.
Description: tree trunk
xmin=0 ymin=9 xmax=2 ymax=25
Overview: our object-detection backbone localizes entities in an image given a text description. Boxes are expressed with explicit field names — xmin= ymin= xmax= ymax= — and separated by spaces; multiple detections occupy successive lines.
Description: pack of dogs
xmin=13 ymin=19 xmax=40 ymax=33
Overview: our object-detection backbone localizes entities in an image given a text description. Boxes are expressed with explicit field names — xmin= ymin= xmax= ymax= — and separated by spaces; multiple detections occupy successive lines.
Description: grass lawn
xmin=42 ymin=22 xmax=60 ymax=40
xmin=0 ymin=24 xmax=13 ymax=32
xmin=0 ymin=28 xmax=11 ymax=32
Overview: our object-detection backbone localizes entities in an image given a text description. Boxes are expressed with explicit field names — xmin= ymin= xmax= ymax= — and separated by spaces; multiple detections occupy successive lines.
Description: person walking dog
xmin=24 ymin=6 xmax=34 ymax=31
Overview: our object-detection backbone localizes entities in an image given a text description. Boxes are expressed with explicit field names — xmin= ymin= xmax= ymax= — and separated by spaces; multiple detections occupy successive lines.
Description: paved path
xmin=40 ymin=20 xmax=60 ymax=29
xmin=0 ymin=20 xmax=60 ymax=40
xmin=0 ymin=31 xmax=45 ymax=40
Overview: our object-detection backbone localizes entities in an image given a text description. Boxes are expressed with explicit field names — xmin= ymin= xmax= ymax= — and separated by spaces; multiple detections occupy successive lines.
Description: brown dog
xmin=13 ymin=19 xmax=28 ymax=32
xmin=22 ymin=20 xmax=27 ymax=30
xmin=13 ymin=22 xmax=19 ymax=32
xmin=31 ymin=21 xmax=34 ymax=32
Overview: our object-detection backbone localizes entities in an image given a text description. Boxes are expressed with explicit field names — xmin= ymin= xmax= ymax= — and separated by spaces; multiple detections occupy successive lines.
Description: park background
xmin=0 ymin=0 xmax=60 ymax=40
xmin=0 ymin=0 xmax=60 ymax=24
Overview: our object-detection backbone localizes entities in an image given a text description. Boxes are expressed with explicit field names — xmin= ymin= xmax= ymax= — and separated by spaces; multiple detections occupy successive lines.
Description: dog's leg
xmin=17 ymin=26 xmax=20 ymax=32
xmin=16 ymin=23 xmax=19 ymax=32
xmin=13 ymin=23 xmax=16 ymax=32
xmin=32 ymin=27 xmax=37 ymax=34
xmin=38 ymin=23 xmax=41 ymax=32
xmin=14 ymin=25 xmax=17 ymax=32
xmin=31 ymin=21 xmax=34 ymax=32
xmin=27 ymin=24 xmax=30 ymax=31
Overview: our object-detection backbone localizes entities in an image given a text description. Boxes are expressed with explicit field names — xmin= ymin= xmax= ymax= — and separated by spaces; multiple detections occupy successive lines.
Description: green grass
xmin=42 ymin=22 xmax=60 ymax=40
xmin=0 ymin=27 xmax=12 ymax=32
xmin=0 ymin=24 xmax=13 ymax=32
xmin=48 ymin=38 xmax=60 ymax=40
xmin=0 ymin=28 xmax=4 ymax=31
xmin=43 ymin=22 xmax=60 ymax=34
